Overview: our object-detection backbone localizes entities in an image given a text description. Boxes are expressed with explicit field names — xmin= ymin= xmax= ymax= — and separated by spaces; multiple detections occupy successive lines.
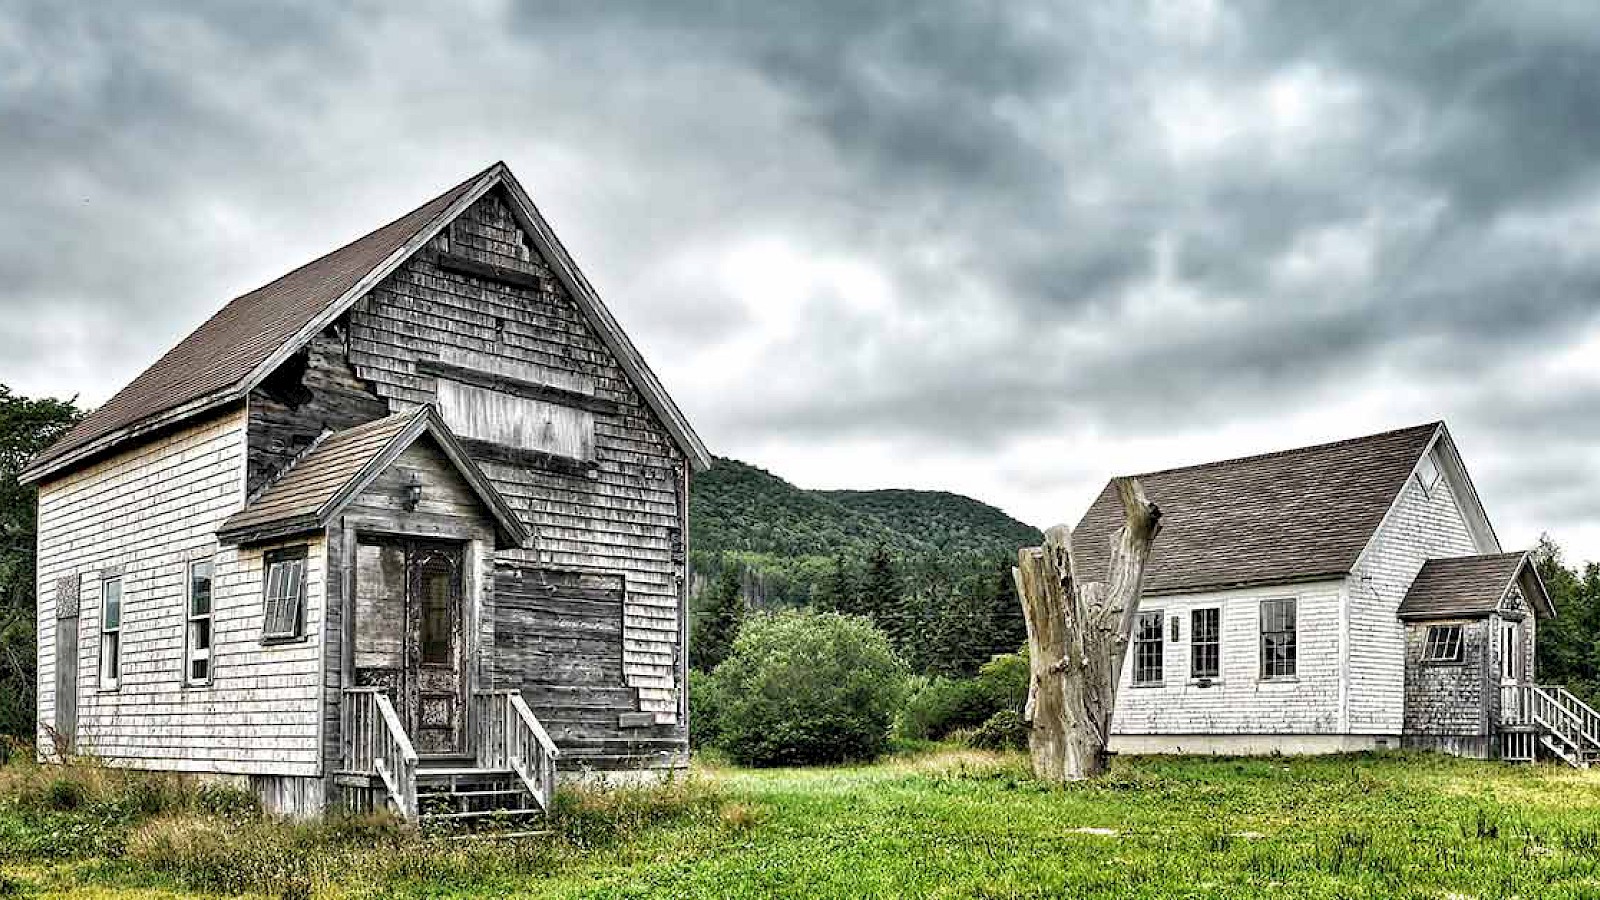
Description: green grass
xmin=7 ymin=749 xmax=1600 ymax=898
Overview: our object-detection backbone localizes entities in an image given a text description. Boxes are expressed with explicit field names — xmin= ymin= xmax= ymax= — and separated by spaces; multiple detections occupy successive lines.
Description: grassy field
xmin=6 ymin=748 xmax=1600 ymax=898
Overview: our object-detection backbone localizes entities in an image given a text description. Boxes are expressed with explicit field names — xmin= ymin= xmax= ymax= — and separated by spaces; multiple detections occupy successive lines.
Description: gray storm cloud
xmin=2 ymin=0 xmax=1598 ymax=558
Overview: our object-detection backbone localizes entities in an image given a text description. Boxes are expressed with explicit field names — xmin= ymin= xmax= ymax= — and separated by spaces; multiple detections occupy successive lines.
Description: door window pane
xmin=419 ymin=563 xmax=453 ymax=665
xmin=355 ymin=543 xmax=406 ymax=669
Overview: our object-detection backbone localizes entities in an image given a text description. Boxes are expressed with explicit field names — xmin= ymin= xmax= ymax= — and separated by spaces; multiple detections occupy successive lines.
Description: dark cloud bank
xmin=2 ymin=1 xmax=1598 ymax=557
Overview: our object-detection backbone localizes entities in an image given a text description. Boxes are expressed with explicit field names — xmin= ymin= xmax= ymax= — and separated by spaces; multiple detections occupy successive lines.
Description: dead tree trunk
xmin=1015 ymin=477 xmax=1161 ymax=781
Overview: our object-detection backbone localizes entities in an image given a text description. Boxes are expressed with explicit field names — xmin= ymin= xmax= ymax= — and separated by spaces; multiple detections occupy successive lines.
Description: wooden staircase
xmin=1499 ymin=683 xmax=1600 ymax=768
xmin=339 ymin=688 xmax=559 ymax=832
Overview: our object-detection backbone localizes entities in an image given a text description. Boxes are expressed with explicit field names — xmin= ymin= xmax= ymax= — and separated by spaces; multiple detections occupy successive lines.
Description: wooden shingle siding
xmin=35 ymin=408 xmax=328 ymax=775
xmin=343 ymin=189 xmax=687 ymax=762
xmin=1403 ymin=619 xmax=1492 ymax=745
xmin=1345 ymin=474 xmax=1477 ymax=735
xmin=1110 ymin=580 xmax=1345 ymax=737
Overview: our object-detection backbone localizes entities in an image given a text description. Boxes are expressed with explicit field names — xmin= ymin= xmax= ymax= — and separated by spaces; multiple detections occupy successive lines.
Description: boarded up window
xmin=354 ymin=543 xmax=406 ymax=669
xmin=438 ymin=379 xmax=594 ymax=462
xmin=492 ymin=566 xmax=624 ymax=695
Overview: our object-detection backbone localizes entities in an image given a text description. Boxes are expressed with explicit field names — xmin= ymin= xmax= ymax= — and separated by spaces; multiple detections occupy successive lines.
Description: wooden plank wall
xmin=35 ymin=407 xmax=328 ymax=775
xmin=247 ymin=332 xmax=389 ymax=497
xmin=342 ymin=189 xmax=689 ymax=767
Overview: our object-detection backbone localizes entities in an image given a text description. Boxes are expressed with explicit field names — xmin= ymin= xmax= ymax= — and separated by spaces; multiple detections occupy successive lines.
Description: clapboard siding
xmin=1345 ymin=472 xmax=1478 ymax=734
xmin=1110 ymin=580 xmax=1346 ymax=736
xmin=35 ymin=407 xmax=328 ymax=775
xmin=343 ymin=188 xmax=688 ymax=756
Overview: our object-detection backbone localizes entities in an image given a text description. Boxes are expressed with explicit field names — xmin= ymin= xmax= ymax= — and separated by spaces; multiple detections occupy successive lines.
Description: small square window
xmin=1423 ymin=624 xmax=1463 ymax=663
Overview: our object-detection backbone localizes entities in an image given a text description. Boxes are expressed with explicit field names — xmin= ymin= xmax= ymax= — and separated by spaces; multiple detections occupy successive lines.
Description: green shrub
xmin=896 ymin=648 xmax=1029 ymax=741
xmin=705 ymin=610 xmax=907 ymax=766
xmin=976 ymin=649 xmax=1029 ymax=713
xmin=967 ymin=709 xmax=1029 ymax=751
xmin=688 ymin=669 xmax=722 ymax=749
xmin=897 ymin=677 xmax=996 ymax=741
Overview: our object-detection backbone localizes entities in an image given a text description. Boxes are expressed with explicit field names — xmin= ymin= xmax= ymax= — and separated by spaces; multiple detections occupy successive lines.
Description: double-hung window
xmin=1260 ymin=598 xmax=1296 ymax=680
xmin=99 ymin=575 xmax=122 ymax=690
xmin=262 ymin=546 xmax=307 ymax=641
xmin=186 ymin=558 xmax=214 ymax=684
xmin=1132 ymin=610 xmax=1164 ymax=685
xmin=1423 ymin=624 xmax=1463 ymax=664
xmin=1191 ymin=608 xmax=1221 ymax=679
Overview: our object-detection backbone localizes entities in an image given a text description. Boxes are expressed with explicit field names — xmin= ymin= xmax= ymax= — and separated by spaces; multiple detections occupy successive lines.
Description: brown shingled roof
xmin=1399 ymin=552 xmax=1554 ymax=620
xmin=217 ymin=406 xmax=527 ymax=548
xmin=1072 ymin=422 xmax=1442 ymax=595
xmin=21 ymin=165 xmax=491 ymax=483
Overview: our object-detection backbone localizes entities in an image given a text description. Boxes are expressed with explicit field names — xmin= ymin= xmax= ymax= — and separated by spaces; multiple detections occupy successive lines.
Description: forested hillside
xmin=689 ymin=458 xmax=1042 ymax=676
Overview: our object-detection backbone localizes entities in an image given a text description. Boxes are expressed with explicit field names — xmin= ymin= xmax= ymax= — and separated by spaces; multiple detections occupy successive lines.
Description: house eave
xmin=19 ymin=392 xmax=243 ymax=487
xmin=1141 ymin=570 xmax=1351 ymax=598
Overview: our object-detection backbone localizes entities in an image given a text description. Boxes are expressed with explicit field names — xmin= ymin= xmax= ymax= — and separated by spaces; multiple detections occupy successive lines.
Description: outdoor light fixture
xmin=402 ymin=471 xmax=423 ymax=511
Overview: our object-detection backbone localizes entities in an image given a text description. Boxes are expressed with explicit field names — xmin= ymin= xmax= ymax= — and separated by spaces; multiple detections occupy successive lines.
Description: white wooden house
xmin=1074 ymin=423 xmax=1598 ymax=766
xmin=25 ymin=163 xmax=712 ymax=820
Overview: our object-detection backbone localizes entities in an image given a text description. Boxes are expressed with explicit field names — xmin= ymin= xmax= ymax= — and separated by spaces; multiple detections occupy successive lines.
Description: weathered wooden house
xmin=25 ymin=162 xmax=711 ymax=820
xmin=1075 ymin=422 xmax=1599 ymax=766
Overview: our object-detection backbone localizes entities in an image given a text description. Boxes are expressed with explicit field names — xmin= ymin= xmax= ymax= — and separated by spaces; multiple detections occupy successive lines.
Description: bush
xmin=897 ymin=677 xmax=996 ymax=741
xmin=688 ymin=669 xmax=722 ymax=749
xmin=967 ymin=710 xmax=1029 ymax=751
xmin=896 ymin=648 xmax=1029 ymax=741
xmin=704 ymin=610 xmax=907 ymax=766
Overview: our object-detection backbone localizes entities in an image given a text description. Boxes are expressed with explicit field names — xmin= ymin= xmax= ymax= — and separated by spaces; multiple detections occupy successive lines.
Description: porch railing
xmin=341 ymin=687 xmax=419 ymax=820
xmin=1543 ymin=684 xmax=1600 ymax=750
xmin=1501 ymin=683 xmax=1589 ymax=766
xmin=472 ymin=689 xmax=559 ymax=811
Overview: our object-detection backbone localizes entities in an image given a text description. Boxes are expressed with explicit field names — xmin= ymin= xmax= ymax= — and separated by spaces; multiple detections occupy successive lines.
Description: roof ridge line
xmin=1116 ymin=420 xmax=1442 ymax=480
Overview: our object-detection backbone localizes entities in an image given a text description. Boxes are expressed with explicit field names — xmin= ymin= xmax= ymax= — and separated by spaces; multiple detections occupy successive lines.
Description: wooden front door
xmin=354 ymin=539 xmax=467 ymax=756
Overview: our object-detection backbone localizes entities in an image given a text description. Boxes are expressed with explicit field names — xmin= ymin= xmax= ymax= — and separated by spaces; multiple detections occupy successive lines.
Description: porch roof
xmin=216 ymin=406 xmax=529 ymax=548
xmin=1398 ymin=551 xmax=1555 ymax=620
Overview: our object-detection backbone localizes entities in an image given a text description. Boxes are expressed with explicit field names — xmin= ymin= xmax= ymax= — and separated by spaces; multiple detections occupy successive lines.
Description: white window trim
xmin=1190 ymin=607 xmax=1221 ymax=680
xmin=1422 ymin=623 xmax=1464 ymax=664
xmin=261 ymin=546 xmax=308 ymax=642
xmin=185 ymin=556 xmax=215 ymax=686
xmin=1132 ymin=609 xmax=1164 ymax=686
xmin=99 ymin=574 xmax=122 ymax=691
xmin=1259 ymin=597 xmax=1298 ymax=681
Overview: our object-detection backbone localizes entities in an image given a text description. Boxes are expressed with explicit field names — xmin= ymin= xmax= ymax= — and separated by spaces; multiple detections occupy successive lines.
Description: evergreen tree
xmin=813 ymin=552 xmax=857 ymax=613
xmin=690 ymin=565 xmax=745 ymax=673
xmin=858 ymin=544 xmax=902 ymax=641
xmin=0 ymin=385 xmax=82 ymax=740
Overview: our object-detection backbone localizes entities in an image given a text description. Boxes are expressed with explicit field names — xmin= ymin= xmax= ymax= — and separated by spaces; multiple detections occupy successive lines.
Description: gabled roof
xmin=1072 ymin=422 xmax=1447 ymax=596
xmin=1399 ymin=551 xmax=1555 ymax=620
xmin=21 ymin=162 xmax=710 ymax=485
xmin=216 ymin=406 xmax=528 ymax=549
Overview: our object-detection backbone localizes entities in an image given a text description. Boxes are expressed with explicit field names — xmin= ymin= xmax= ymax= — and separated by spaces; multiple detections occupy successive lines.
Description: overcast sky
xmin=4 ymin=1 xmax=1599 ymax=563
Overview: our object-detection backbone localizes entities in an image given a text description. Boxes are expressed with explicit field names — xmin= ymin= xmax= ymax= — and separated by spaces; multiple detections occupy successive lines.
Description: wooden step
xmin=433 ymin=829 xmax=552 ymax=842
xmin=415 ymin=766 xmax=514 ymax=778
xmin=421 ymin=808 xmax=540 ymax=823
xmin=418 ymin=788 xmax=527 ymax=800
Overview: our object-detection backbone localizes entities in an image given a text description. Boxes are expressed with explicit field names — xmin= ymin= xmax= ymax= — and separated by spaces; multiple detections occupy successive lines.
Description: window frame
xmin=99 ymin=574 xmax=122 ymax=691
xmin=1131 ymin=609 xmax=1165 ymax=686
xmin=1190 ymin=607 xmax=1221 ymax=680
xmin=1415 ymin=450 xmax=1443 ymax=497
xmin=261 ymin=545 xmax=309 ymax=643
xmin=1422 ymin=624 xmax=1464 ymax=665
xmin=1259 ymin=598 xmax=1297 ymax=681
xmin=185 ymin=556 xmax=215 ymax=686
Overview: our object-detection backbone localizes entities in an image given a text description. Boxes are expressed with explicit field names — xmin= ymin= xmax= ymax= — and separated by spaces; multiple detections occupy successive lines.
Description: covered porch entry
xmin=219 ymin=408 xmax=557 ymax=823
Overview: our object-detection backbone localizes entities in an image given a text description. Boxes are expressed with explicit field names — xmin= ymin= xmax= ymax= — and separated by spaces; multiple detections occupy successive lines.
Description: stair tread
xmin=416 ymin=766 xmax=515 ymax=777
xmin=421 ymin=809 xmax=540 ymax=822
xmin=433 ymin=830 xmax=552 ymax=842
xmin=419 ymin=781 xmax=524 ymax=794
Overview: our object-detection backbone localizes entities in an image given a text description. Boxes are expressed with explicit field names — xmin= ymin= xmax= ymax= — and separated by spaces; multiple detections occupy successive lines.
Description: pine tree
xmin=858 ymin=544 xmax=902 ymax=640
xmin=690 ymin=565 xmax=745 ymax=673
xmin=814 ymin=552 xmax=857 ymax=613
